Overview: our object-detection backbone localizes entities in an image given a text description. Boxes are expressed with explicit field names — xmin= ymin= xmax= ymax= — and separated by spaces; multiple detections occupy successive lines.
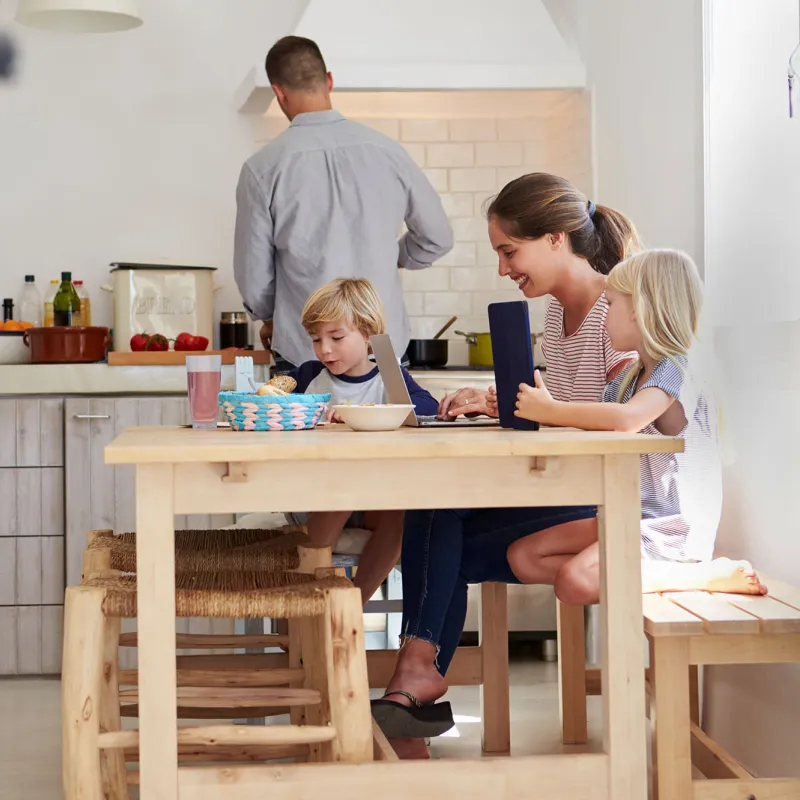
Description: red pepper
xmin=174 ymin=332 xmax=209 ymax=351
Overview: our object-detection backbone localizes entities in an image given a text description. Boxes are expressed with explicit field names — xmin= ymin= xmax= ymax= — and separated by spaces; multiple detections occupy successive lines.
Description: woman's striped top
xmin=542 ymin=293 xmax=635 ymax=403
xmin=603 ymin=357 xmax=722 ymax=562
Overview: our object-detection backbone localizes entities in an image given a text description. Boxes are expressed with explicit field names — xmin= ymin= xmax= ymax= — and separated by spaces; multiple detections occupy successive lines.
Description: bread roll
xmin=269 ymin=375 xmax=297 ymax=394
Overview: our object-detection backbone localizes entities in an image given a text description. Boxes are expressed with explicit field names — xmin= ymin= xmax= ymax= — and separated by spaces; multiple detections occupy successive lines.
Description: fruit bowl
xmin=332 ymin=404 xmax=414 ymax=432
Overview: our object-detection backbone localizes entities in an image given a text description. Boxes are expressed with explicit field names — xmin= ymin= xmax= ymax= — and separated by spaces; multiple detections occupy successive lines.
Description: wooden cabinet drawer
xmin=0 ymin=398 xmax=64 ymax=467
xmin=0 ymin=605 xmax=63 ymax=675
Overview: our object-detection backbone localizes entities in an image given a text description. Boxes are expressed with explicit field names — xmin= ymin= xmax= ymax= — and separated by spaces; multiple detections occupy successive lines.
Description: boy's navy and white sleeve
xmin=401 ymin=368 xmax=439 ymax=415
xmin=286 ymin=361 xmax=325 ymax=393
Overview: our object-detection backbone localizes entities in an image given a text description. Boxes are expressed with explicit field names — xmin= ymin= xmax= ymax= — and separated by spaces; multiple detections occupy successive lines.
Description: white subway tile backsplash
xmin=356 ymin=104 xmax=592 ymax=338
xmin=401 ymin=119 xmax=449 ymax=142
xmin=423 ymin=168 xmax=448 ymax=192
xmin=496 ymin=166 xmax=528 ymax=186
xmin=403 ymin=291 xmax=424 ymax=316
xmin=403 ymin=142 xmax=426 ymax=167
xmin=475 ymin=141 xmax=524 ymax=167
xmin=410 ymin=316 xmax=459 ymax=339
xmin=451 ymin=216 xmax=489 ymax=242
xmin=449 ymin=168 xmax=497 ymax=192
xmin=401 ymin=266 xmax=449 ymax=292
xmin=448 ymin=119 xmax=497 ymax=142
xmin=424 ymin=292 xmax=473 ymax=316
xmin=439 ymin=193 xmax=475 ymax=218
xmin=449 ymin=267 xmax=500 ymax=292
xmin=354 ymin=118 xmax=400 ymax=139
xmin=426 ymin=143 xmax=474 ymax=168
xmin=473 ymin=192 xmax=495 ymax=218
xmin=477 ymin=242 xmax=499 ymax=267
xmin=497 ymin=118 xmax=547 ymax=142
xmin=435 ymin=242 xmax=477 ymax=267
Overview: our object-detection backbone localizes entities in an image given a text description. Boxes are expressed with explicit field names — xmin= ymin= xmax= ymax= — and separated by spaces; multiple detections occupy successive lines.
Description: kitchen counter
xmin=0 ymin=364 xmax=496 ymax=396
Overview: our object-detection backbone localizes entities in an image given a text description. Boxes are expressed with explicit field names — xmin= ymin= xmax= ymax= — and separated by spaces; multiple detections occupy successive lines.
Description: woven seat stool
xmin=62 ymin=569 xmax=372 ymax=800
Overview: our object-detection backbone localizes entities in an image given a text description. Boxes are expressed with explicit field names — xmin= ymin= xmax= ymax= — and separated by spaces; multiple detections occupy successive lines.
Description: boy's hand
xmin=326 ymin=407 xmax=345 ymax=424
xmin=515 ymin=370 xmax=553 ymax=421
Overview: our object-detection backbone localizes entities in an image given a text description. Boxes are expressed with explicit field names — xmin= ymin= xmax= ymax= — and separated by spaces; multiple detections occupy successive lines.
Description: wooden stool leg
xmin=291 ymin=546 xmax=333 ymax=730
xmin=62 ymin=586 xmax=107 ymax=800
xmin=652 ymin=638 xmax=692 ymax=800
xmin=480 ymin=582 xmax=510 ymax=754
xmin=99 ymin=614 xmax=128 ymax=799
xmin=304 ymin=586 xmax=372 ymax=763
xmin=558 ymin=601 xmax=588 ymax=745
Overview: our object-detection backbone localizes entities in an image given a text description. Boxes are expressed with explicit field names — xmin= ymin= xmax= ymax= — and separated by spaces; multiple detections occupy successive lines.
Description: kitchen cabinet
xmin=65 ymin=397 xmax=235 ymax=669
xmin=0 ymin=398 xmax=65 ymax=675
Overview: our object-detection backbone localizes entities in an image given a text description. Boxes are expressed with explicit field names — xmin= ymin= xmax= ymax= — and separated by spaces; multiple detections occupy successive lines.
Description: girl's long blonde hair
xmin=606 ymin=249 xmax=704 ymax=401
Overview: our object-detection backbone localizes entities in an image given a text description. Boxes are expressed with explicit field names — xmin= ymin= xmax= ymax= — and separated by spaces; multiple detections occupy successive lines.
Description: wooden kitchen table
xmin=104 ymin=424 xmax=682 ymax=800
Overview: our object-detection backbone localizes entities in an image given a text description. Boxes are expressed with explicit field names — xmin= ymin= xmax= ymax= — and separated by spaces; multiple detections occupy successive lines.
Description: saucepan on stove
xmin=455 ymin=329 xmax=543 ymax=368
xmin=405 ymin=316 xmax=457 ymax=368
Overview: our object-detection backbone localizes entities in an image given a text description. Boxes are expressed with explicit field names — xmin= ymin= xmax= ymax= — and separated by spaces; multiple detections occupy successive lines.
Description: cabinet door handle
xmin=73 ymin=414 xmax=111 ymax=420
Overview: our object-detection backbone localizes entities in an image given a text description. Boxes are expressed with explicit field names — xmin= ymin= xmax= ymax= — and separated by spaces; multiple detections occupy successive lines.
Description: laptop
xmin=370 ymin=334 xmax=499 ymax=428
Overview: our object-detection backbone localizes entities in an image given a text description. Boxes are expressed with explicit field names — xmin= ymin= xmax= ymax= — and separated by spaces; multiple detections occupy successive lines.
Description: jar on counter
xmin=219 ymin=311 xmax=249 ymax=349
xmin=44 ymin=279 xmax=58 ymax=327
xmin=73 ymin=280 xmax=92 ymax=326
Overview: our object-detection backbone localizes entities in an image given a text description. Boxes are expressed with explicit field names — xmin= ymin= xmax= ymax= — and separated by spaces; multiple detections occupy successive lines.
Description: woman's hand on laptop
xmin=438 ymin=387 xmax=498 ymax=420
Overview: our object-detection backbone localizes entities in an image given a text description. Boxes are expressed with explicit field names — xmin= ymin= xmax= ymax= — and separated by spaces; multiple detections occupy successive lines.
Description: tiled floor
xmin=2 ymin=657 xmax=603 ymax=800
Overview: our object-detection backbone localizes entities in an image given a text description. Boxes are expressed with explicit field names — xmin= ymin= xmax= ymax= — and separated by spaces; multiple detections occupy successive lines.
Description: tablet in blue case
xmin=488 ymin=301 xmax=539 ymax=431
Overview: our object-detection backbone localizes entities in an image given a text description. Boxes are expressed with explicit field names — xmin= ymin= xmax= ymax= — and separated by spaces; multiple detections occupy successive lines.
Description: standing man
xmin=234 ymin=36 xmax=453 ymax=371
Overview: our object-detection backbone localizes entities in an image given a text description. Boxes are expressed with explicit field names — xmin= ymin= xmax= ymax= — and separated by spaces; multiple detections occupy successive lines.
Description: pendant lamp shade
xmin=15 ymin=0 xmax=142 ymax=33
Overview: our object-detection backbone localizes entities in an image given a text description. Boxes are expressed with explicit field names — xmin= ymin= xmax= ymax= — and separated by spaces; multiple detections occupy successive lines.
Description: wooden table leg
xmin=599 ymin=455 xmax=647 ymax=800
xmin=558 ymin=600 xmax=588 ymax=745
xmin=653 ymin=638 xmax=692 ymax=800
xmin=480 ymin=582 xmax=510 ymax=754
xmin=135 ymin=463 xmax=178 ymax=800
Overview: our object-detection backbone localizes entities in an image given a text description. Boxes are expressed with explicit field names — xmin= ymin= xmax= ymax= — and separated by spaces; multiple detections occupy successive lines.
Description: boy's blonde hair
xmin=606 ymin=248 xmax=704 ymax=400
xmin=301 ymin=277 xmax=386 ymax=337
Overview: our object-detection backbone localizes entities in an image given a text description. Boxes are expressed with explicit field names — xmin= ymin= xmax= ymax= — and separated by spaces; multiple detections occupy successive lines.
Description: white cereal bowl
xmin=332 ymin=404 xmax=414 ymax=432
xmin=0 ymin=331 xmax=30 ymax=364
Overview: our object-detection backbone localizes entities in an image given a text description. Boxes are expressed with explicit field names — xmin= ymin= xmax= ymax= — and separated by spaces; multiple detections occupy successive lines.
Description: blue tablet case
xmin=488 ymin=301 xmax=539 ymax=431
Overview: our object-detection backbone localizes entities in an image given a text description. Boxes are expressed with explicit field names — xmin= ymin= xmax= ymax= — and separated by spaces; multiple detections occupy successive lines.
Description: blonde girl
xmin=508 ymin=249 xmax=767 ymax=600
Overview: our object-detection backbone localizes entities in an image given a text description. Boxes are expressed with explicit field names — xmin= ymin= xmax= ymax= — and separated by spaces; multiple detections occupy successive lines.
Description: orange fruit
xmin=18 ymin=321 xmax=33 ymax=330
xmin=3 ymin=321 xmax=23 ymax=331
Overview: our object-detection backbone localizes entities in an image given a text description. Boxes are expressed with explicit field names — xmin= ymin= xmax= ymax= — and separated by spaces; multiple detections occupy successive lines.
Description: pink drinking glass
xmin=186 ymin=354 xmax=222 ymax=430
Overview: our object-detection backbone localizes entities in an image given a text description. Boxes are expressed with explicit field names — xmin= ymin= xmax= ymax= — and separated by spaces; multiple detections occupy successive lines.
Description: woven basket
xmin=219 ymin=391 xmax=331 ymax=432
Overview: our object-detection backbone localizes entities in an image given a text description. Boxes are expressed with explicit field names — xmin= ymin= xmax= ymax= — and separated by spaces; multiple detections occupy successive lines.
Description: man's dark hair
xmin=265 ymin=36 xmax=327 ymax=91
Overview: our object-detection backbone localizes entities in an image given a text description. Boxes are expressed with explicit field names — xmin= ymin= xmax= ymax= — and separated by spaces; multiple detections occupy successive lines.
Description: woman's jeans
xmin=401 ymin=506 xmax=597 ymax=674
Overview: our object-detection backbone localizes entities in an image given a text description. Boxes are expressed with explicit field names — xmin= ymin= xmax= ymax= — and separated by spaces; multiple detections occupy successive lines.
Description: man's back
xmin=234 ymin=110 xmax=452 ymax=367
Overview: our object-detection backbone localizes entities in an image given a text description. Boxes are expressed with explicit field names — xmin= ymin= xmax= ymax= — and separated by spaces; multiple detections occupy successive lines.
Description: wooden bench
xmin=558 ymin=576 xmax=800 ymax=800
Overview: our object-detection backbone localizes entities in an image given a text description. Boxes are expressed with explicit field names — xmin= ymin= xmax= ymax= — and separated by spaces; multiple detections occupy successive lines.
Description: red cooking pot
xmin=23 ymin=326 xmax=111 ymax=364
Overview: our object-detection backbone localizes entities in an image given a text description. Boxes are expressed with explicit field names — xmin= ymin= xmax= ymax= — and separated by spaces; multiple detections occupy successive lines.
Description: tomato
xmin=130 ymin=332 xmax=169 ymax=352
xmin=174 ymin=332 xmax=209 ymax=351
xmin=130 ymin=333 xmax=150 ymax=351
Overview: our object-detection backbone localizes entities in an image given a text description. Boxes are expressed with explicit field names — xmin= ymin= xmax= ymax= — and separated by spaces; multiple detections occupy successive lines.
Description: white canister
xmin=103 ymin=263 xmax=217 ymax=352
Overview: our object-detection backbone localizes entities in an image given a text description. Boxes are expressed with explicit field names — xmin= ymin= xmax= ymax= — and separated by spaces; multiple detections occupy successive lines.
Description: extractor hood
xmin=236 ymin=0 xmax=585 ymax=114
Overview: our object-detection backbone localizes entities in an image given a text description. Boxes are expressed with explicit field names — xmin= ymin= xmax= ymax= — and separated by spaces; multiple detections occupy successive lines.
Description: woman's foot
xmin=643 ymin=557 xmax=768 ymax=595
xmin=383 ymin=639 xmax=449 ymax=708
xmin=390 ymin=737 xmax=430 ymax=760
xmin=699 ymin=558 xmax=768 ymax=595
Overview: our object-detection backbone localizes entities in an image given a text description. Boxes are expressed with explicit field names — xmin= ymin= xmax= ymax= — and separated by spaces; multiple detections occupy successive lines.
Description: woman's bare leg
xmin=306 ymin=511 xmax=352 ymax=548
xmin=353 ymin=510 xmax=404 ymax=605
xmin=507 ymin=518 xmax=599 ymax=585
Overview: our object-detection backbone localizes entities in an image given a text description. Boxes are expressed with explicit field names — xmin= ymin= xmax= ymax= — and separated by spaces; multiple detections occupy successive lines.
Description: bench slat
xmin=642 ymin=594 xmax=704 ymax=636
xmin=661 ymin=592 xmax=760 ymax=635
xmin=758 ymin=572 xmax=800 ymax=613
xmin=716 ymin=593 xmax=800 ymax=634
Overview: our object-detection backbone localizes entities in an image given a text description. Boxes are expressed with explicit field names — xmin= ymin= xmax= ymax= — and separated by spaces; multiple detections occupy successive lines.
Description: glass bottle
xmin=73 ymin=280 xmax=92 ymax=326
xmin=19 ymin=275 xmax=42 ymax=327
xmin=53 ymin=272 xmax=81 ymax=327
xmin=43 ymin=280 xmax=58 ymax=327
xmin=2 ymin=298 xmax=13 ymax=322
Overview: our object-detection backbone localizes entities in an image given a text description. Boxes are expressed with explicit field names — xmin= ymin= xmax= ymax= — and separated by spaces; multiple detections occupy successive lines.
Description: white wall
xmin=584 ymin=0 xmax=705 ymax=266
xmin=704 ymin=0 xmax=800 ymax=777
xmin=0 ymin=0 xmax=308 ymax=335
